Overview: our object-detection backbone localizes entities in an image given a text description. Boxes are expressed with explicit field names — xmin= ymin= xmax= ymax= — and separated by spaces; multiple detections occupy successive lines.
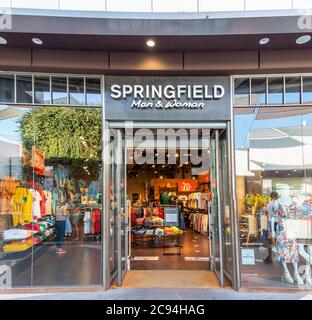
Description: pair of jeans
xmin=55 ymin=220 xmax=66 ymax=249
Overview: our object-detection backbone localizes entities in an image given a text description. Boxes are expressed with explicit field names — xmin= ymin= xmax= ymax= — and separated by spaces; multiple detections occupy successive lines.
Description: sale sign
xmin=178 ymin=180 xmax=196 ymax=193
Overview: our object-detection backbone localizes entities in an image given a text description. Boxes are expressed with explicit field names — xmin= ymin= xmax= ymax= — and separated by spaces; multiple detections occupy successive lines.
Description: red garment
xmin=92 ymin=210 xmax=101 ymax=234
xmin=22 ymin=223 xmax=41 ymax=231
xmin=158 ymin=208 xmax=165 ymax=219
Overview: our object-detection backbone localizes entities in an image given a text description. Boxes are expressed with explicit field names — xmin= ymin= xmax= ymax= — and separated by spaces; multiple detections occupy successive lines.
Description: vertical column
xmin=101 ymin=75 xmax=110 ymax=289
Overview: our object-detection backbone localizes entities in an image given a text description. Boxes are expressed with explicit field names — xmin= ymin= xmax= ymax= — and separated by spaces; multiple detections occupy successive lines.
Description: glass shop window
xmin=234 ymin=78 xmax=250 ymax=106
xmin=16 ymin=75 xmax=33 ymax=103
xmin=285 ymin=77 xmax=301 ymax=105
xmin=0 ymin=74 xmax=14 ymax=103
xmin=303 ymin=76 xmax=312 ymax=104
xmin=251 ymin=78 xmax=266 ymax=105
xmin=69 ymin=77 xmax=85 ymax=105
xmin=34 ymin=76 xmax=51 ymax=104
xmin=52 ymin=77 xmax=68 ymax=105
xmin=86 ymin=78 xmax=101 ymax=106
xmin=268 ymin=77 xmax=283 ymax=105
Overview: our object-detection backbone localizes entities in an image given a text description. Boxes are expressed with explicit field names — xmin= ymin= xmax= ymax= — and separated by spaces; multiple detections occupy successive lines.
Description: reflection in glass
xmin=285 ymin=77 xmax=301 ymax=104
xmin=234 ymin=106 xmax=312 ymax=288
xmin=251 ymin=78 xmax=266 ymax=105
xmin=234 ymin=78 xmax=250 ymax=106
xmin=303 ymin=76 xmax=312 ymax=104
xmin=16 ymin=75 xmax=33 ymax=103
xmin=0 ymin=74 xmax=14 ymax=103
xmin=34 ymin=76 xmax=51 ymax=104
xmin=69 ymin=77 xmax=85 ymax=105
xmin=0 ymin=106 xmax=103 ymax=287
xmin=0 ymin=106 xmax=32 ymax=287
xmin=86 ymin=78 xmax=101 ymax=106
xmin=268 ymin=77 xmax=283 ymax=105
xmin=52 ymin=77 xmax=67 ymax=104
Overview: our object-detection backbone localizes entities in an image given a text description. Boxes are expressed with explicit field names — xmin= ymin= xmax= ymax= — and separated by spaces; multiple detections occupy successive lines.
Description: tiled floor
xmin=131 ymin=228 xmax=210 ymax=270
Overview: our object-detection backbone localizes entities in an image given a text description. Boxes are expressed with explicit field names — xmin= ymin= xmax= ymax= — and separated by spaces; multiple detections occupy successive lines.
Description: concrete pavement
xmin=0 ymin=288 xmax=311 ymax=300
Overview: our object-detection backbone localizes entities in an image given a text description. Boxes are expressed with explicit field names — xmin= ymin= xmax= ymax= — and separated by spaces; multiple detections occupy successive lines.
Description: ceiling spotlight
xmin=146 ymin=39 xmax=155 ymax=47
xmin=259 ymin=37 xmax=270 ymax=45
xmin=296 ymin=35 xmax=311 ymax=45
xmin=0 ymin=36 xmax=7 ymax=45
xmin=32 ymin=38 xmax=43 ymax=45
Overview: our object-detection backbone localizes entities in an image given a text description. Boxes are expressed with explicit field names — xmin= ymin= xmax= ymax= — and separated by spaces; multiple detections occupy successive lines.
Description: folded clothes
xmin=3 ymin=238 xmax=36 ymax=252
xmin=2 ymin=229 xmax=37 ymax=241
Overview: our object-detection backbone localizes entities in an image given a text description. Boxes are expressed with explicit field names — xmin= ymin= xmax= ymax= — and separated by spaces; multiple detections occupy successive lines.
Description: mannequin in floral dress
xmin=297 ymin=200 xmax=312 ymax=287
xmin=272 ymin=195 xmax=304 ymax=285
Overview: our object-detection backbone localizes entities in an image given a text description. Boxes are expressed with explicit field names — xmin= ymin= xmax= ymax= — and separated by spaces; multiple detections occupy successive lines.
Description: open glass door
xmin=209 ymin=128 xmax=237 ymax=288
xmin=209 ymin=129 xmax=224 ymax=286
xmin=108 ymin=128 xmax=129 ymax=286
xmin=219 ymin=129 xmax=235 ymax=284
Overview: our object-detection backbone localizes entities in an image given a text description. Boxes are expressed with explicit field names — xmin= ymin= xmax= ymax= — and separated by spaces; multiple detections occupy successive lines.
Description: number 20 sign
xmin=178 ymin=180 xmax=196 ymax=193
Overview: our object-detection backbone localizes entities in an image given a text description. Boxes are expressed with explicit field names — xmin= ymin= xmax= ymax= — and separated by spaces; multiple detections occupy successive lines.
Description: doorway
xmin=105 ymin=122 xmax=235 ymax=288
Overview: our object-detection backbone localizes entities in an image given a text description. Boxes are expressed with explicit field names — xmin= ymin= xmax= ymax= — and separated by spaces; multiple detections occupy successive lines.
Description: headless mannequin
xmin=271 ymin=228 xmax=304 ymax=285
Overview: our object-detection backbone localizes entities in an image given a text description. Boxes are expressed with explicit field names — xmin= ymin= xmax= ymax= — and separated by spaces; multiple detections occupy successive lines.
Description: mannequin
xmin=272 ymin=190 xmax=304 ymax=285
xmin=297 ymin=200 xmax=312 ymax=287
xmin=298 ymin=244 xmax=312 ymax=287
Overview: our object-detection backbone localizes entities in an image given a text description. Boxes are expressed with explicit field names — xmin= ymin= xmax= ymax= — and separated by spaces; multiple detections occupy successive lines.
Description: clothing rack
xmin=81 ymin=206 xmax=101 ymax=241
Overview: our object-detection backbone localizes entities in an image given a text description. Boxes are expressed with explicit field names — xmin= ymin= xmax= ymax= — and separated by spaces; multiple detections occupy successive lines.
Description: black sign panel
xmin=105 ymin=76 xmax=231 ymax=121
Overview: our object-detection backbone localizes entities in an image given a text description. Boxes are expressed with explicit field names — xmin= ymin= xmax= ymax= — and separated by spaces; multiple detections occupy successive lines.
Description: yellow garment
xmin=3 ymin=239 xmax=33 ymax=253
xmin=0 ymin=191 xmax=11 ymax=212
xmin=10 ymin=187 xmax=33 ymax=226
xmin=0 ymin=177 xmax=18 ymax=194
xmin=0 ymin=177 xmax=19 ymax=213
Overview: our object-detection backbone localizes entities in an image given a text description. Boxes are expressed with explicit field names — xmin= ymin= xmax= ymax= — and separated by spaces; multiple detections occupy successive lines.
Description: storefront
xmin=0 ymin=73 xmax=240 ymax=290
xmin=0 ymin=70 xmax=311 ymax=292
xmin=0 ymin=7 xmax=312 ymax=293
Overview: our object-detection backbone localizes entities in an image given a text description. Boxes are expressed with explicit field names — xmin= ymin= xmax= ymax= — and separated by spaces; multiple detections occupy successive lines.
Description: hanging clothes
xmin=30 ymin=188 xmax=42 ymax=219
xmin=189 ymin=212 xmax=209 ymax=234
xmin=65 ymin=212 xmax=72 ymax=234
xmin=10 ymin=187 xmax=33 ymax=226
xmin=83 ymin=210 xmax=91 ymax=234
xmin=43 ymin=190 xmax=52 ymax=215
xmin=91 ymin=209 xmax=101 ymax=234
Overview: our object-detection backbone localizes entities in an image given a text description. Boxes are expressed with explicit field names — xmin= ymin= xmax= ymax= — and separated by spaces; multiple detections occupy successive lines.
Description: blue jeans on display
xmin=55 ymin=220 xmax=66 ymax=249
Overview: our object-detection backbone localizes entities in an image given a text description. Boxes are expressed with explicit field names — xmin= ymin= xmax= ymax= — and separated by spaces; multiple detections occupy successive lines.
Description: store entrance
xmin=106 ymin=123 xmax=233 ymax=288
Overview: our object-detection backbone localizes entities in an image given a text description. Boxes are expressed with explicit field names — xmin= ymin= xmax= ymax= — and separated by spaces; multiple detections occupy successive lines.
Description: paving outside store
xmin=0 ymin=288 xmax=311 ymax=300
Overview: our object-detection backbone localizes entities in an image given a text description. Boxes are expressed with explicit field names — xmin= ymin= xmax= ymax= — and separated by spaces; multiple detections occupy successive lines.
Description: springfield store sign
xmin=105 ymin=76 xmax=231 ymax=121
xmin=110 ymin=83 xmax=225 ymax=110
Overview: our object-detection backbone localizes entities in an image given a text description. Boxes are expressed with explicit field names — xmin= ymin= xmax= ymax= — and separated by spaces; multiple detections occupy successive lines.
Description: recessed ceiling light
xmin=0 ymin=36 xmax=7 ymax=45
xmin=259 ymin=37 xmax=270 ymax=45
xmin=32 ymin=38 xmax=43 ymax=45
xmin=146 ymin=39 xmax=155 ymax=47
xmin=296 ymin=35 xmax=311 ymax=45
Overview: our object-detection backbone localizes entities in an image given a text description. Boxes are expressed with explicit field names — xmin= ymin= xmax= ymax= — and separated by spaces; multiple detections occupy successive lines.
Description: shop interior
xmin=127 ymin=139 xmax=212 ymax=271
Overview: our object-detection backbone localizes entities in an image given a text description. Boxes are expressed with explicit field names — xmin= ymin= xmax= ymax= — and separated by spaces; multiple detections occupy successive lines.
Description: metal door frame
xmin=104 ymin=120 xmax=241 ymax=289
xmin=209 ymin=129 xmax=225 ymax=286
